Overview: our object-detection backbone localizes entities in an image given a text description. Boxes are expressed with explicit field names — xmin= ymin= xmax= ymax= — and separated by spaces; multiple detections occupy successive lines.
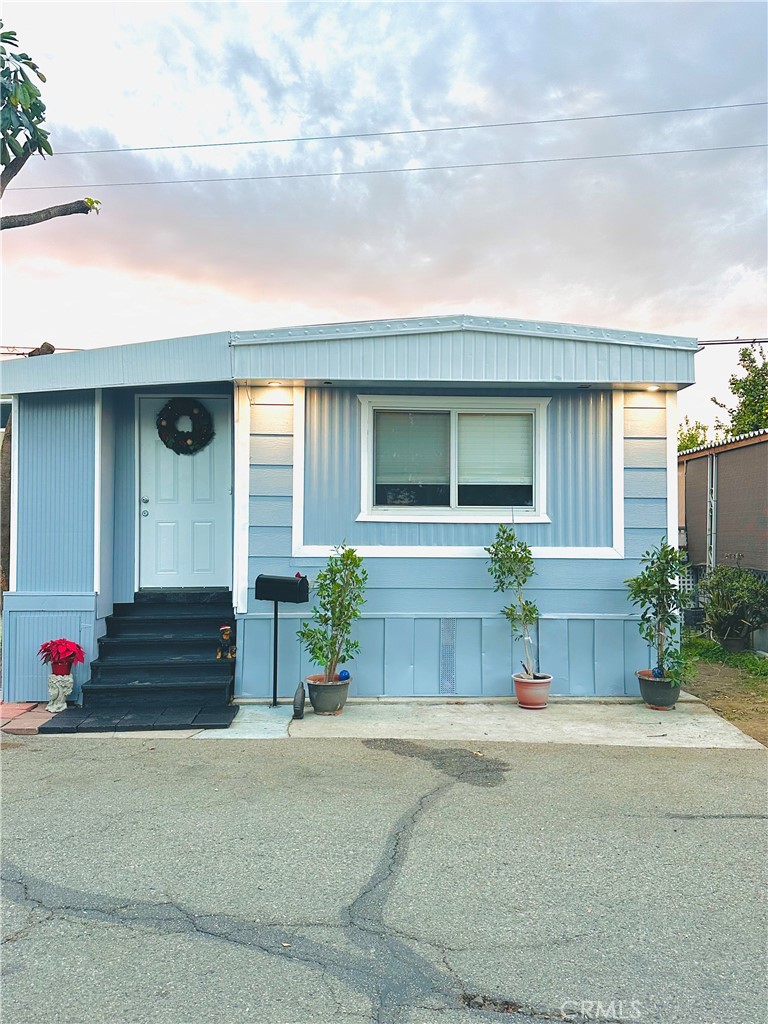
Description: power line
xmin=55 ymin=101 xmax=768 ymax=157
xmin=8 ymin=142 xmax=767 ymax=192
xmin=698 ymin=337 xmax=767 ymax=346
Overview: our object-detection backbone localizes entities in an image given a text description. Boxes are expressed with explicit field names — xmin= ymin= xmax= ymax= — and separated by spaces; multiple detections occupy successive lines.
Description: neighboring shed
xmin=1 ymin=314 xmax=697 ymax=703
xmin=678 ymin=430 xmax=768 ymax=572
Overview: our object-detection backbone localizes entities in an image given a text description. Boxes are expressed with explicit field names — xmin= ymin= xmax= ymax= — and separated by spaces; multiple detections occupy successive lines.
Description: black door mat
xmin=38 ymin=704 xmax=239 ymax=734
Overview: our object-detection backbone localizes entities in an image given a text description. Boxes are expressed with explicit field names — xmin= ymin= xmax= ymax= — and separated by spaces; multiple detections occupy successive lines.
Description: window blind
xmin=457 ymin=413 xmax=533 ymax=484
xmin=374 ymin=410 xmax=450 ymax=484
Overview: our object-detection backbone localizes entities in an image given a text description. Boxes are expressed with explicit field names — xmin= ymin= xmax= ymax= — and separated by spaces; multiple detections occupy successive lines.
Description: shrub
xmin=698 ymin=566 xmax=768 ymax=646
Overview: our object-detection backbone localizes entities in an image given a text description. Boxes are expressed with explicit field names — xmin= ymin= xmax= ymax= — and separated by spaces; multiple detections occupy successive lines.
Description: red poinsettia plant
xmin=38 ymin=638 xmax=86 ymax=676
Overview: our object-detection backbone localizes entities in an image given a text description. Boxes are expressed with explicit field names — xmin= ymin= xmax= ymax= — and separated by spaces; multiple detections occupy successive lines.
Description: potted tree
xmin=297 ymin=544 xmax=367 ymax=715
xmin=38 ymin=637 xmax=86 ymax=713
xmin=625 ymin=540 xmax=689 ymax=710
xmin=485 ymin=524 xmax=552 ymax=709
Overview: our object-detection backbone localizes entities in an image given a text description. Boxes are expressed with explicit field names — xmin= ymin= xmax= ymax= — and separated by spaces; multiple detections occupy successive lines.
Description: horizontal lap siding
xmin=303 ymin=388 xmax=612 ymax=548
xmin=237 ymin=387 xmax=295 ymax=697
xmin=623 ymin=393 xmax=668 ymax=553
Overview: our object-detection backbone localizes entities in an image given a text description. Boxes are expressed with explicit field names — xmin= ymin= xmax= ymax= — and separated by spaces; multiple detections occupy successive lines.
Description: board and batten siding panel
xmin=232 ymin=608 xmax=641 ymax=698
xmin=623 ymin=392 xmax=669 ymax=552
xmin=302 ymin=388 xmax=613 ymax=548
xmin=16 ymin=391 xmax=95 ymax=592
xmin=539 ymin=616 xmax=645 ymax=696
xmin=96 ymin=392 xmax=116 ymax=618
xmin=1 ymin=596 xmax=97 ymax=703
xmin=112 ymin=390 xmax=137 ymax=602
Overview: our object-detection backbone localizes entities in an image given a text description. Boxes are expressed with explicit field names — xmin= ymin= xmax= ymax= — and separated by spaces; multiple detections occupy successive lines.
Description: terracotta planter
xmin=306 ymin=674 xmax=351 ymax=716
xmin=50 ymin=660 xmax=75 ymax=677
xmin=513 ymin=673 xmax=552 ymax=709
xmin=636 ymin=669 xmax=681 ymax=710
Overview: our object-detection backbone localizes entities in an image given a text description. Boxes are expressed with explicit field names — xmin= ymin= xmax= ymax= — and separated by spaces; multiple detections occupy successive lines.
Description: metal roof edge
xmin=1 ymin=331 xmax=233 ymax=395
xmin=678 ymin=427 xmax=768 ymax=457
xmin=229 ymin=313 xmax=698 ymax=351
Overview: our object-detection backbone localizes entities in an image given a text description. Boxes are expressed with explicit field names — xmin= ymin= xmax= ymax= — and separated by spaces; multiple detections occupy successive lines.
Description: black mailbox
xmin=255 ymin=573 xmax=309 ymax=708
xmin=255 ymin=574 xmax=309 ymax=604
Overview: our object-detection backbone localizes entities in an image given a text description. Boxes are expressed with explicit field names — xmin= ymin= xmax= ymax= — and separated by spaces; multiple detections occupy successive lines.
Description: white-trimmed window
xmin=358 ymin=396 xmax=550 ymax=522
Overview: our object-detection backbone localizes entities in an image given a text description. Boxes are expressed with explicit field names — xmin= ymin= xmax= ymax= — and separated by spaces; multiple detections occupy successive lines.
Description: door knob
xmin=141 ymin=496 xmax=149 ymax=503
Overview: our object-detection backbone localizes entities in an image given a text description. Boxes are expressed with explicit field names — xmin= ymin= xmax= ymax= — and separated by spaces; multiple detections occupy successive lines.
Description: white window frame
xmin=357 ymin=395 xmax=551 ymax=523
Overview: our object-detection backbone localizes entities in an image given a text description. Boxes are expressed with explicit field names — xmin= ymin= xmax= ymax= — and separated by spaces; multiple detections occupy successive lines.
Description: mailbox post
xmin=254 ymin=574 xmax=309 ymax=707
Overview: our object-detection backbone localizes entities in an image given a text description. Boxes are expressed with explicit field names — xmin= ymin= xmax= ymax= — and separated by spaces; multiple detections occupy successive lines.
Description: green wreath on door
xmin=156 ymin=398 xmax=215 ymax=455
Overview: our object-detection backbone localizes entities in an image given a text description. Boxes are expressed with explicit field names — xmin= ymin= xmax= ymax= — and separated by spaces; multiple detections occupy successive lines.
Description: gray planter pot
xmin=636 ymin=670 xmax=680 ymax=710
xmin=721 ymin=635 xmax=750 ymax=653
xmin=306 ymin=674 xmax=351 ymax=716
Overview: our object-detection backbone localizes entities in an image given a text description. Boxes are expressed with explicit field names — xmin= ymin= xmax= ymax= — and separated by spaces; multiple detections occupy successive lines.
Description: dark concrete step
xmin=39 ymin=703 xmax=239 ymax=733
xmin=111 ymin=603 xmax=234 ymax=620
xmin=97 ymin=636 xmax=225 ymax=659
xmin=106 ymin=615 xmax=232 ymax=639
xmin=134 ymin=589 xmax=232 ymax=605
xmin=89 ymin=658 xmax=234 ymax=684
xmin=81 ymin=679 xmax=232 ymax=706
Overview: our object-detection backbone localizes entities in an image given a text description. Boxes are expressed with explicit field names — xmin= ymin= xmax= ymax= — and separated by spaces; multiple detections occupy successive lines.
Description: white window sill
xmin=356 ymin=511 xmax=552 ymax=524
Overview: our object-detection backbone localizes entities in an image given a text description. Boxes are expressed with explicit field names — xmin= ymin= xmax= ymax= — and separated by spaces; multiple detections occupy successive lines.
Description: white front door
xmin=138 ymin=396 xmax=232 ymax=589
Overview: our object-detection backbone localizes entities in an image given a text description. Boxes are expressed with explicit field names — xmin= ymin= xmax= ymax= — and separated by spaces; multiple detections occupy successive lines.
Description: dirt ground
xmin=686 ymin=661 xmax=768 ymax=747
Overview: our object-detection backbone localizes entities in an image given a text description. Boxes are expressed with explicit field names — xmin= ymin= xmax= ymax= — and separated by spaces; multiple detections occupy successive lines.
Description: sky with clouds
xmin=1 ymin=1 xmax=766 ymax=429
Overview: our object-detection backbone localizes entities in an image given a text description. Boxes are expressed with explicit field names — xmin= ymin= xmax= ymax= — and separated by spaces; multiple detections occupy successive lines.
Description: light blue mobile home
xmin=1 ymin=315 xmax=697 ymax=702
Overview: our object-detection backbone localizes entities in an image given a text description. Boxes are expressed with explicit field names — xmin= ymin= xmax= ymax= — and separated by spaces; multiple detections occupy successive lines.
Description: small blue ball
xmin=652 ymin=666 xmax=664 ymax=679
xmin=338 ymin=669 xmax=350 ymax=681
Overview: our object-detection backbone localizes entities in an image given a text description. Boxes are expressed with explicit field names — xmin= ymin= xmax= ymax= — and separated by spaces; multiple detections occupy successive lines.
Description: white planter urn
xmin=46 ymin=673 xmax=74 ymax=713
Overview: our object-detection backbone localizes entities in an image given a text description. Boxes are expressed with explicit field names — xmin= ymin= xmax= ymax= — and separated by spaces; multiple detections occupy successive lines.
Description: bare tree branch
xmin=1 ymin=200 xmax=95 ymax=230
xmin=0 ymin=149 xmax=32 ymax=197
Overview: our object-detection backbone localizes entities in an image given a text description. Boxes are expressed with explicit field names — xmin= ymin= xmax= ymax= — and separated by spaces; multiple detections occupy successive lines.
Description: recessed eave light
xmin=646 ymin=385 xmax=661 ymax=392
xmin=267 ymin=381 xmax=283 ymax=387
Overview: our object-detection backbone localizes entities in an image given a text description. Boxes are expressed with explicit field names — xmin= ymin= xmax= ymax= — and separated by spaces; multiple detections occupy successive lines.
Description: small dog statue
xmin=216 ymin=625 xmax=236 ymax=660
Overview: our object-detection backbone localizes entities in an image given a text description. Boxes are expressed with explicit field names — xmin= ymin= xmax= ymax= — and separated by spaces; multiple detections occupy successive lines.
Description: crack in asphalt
xmin=664 ymin=812 xmax=767 ymax=820
xmin=1 ymin=741 xmax=592 ymax=1024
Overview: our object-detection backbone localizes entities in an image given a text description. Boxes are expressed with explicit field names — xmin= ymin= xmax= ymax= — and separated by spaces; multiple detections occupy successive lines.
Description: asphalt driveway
xmin=2 ymin=736 xmax=766 ymax=1024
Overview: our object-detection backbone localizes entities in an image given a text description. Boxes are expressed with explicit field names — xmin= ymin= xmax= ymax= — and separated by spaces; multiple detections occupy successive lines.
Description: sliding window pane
xmin=374 ymin=410 xmax=450 ymax=506
xmin=457 ymin=413 xmax=533 ymax=506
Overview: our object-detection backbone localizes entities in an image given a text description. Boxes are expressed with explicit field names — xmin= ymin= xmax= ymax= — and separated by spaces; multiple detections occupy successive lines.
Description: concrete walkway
xmin=196 ymin=695 xmax=762 ymax=748
xmin=2 ymin=695 xmax=762 ymax=748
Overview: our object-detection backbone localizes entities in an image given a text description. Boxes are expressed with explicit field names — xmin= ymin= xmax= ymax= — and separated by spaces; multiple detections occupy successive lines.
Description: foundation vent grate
xmin=439 ymin=618 xmax=457 ymax=695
